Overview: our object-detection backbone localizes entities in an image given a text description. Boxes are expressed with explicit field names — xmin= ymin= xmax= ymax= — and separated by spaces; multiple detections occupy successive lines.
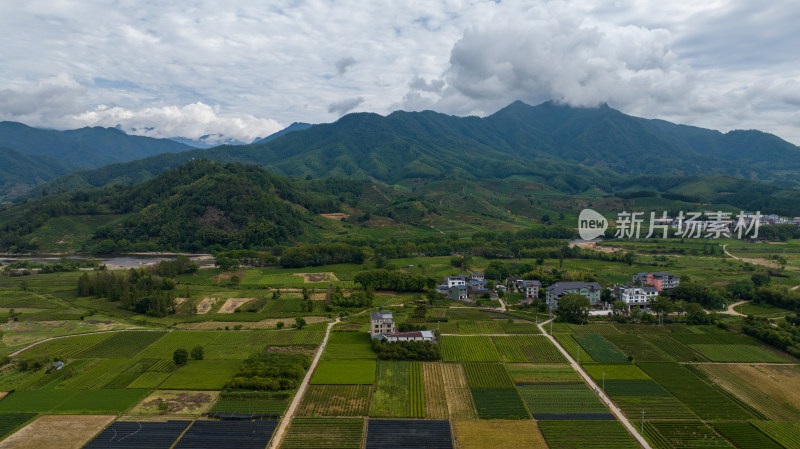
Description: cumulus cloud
xmin=73 ymin=103 xmax=283 ymax=144
xmin=409 ymin=75 xmax=445 ymax=93
xmin=0 ymin=74 xmax=87 ymax=128
xmin=335 ymin=57 xmax=357 ymax=75
xmin=327 ymin=97 xmax=364 ymax=115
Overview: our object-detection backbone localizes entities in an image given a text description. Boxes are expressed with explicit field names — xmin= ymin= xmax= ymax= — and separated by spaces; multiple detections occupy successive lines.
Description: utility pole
xmin=641 ymin=409 xmax=646 ymax=433
xmin=577 ymin=346 xmax=580 ymax=364
xmin=602 ymin=371 xmax=606 ymax=391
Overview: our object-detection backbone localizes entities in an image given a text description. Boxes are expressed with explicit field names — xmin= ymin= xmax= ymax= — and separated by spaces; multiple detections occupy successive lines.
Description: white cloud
xmin=0 ymin=74 xmax=86 ymax=128
xmin=74 ymin=103 xmax=282 ymax=144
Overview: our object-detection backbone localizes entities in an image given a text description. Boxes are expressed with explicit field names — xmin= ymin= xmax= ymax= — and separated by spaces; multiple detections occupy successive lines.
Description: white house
xmin=445 ymin=275 xmax=467 ymax=288
xmin=546 ymin=282 xmax=602 ymax=309
xmin=619 ymin=286 xmax=658 ymax=309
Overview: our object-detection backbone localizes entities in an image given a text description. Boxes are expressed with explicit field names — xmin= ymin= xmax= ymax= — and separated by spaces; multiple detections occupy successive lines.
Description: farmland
xmin=370 ymin=361 xmax=411 ymax=418
xmin=537 ymin=420 xmax=641 ymax=449
xmin=454 ymin=420 xmax=548 ymax=449
xmin=282 ymin=418 xmax=364 ymax=449
xmin=298 ymin=385 xmax=372 ymax=417
xmin=644 ymin=421 xmax=734 ymax=449
xmin=440 ymin=336 xmax=501 ymax=362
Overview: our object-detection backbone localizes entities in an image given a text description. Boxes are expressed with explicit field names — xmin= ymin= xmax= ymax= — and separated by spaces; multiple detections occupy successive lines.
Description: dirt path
xmin=719 ymin=300 xmax=748 ymax=317
xmin=539 ymin=319 xmax=652 ymax=449
xmin=267 ymin=317 xmax=340 ymax=449
xmin=722 ymin=244 xmax=791 ymax=270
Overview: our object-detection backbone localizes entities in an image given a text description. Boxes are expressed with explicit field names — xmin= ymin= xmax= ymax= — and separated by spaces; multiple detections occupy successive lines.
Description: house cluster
xmin=610 ymin=272 xmax=681 ymax=310
xmin=370 ymin=310 xmax=434 ymax=342
xmin=438 ymin=273 xmax=541 ymax=304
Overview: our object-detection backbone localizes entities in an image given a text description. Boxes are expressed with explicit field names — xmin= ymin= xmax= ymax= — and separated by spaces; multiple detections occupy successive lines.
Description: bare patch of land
xmin=218 ymin=297 xmax=254 ymax=313
xmin=195 ymin=297 xmax=218 ymax=314
xmin=0 ymin=415 xmax=115 ymax=449
xmin=319 ymin=213 xmax=351 ymax=221
xmin=127 ymin=390 xmax=219 ymax=417
xmin=293 ymin=272 xmax=340 ymax=283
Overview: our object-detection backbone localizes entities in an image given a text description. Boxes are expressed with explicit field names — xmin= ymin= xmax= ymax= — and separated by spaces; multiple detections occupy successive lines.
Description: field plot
xmin=17 ymin=332 xmax=115 ymax=359
xmin=101 ymin=358 xmax=160 ymax=389
xmin=421 ymin=363 xmax=448 ymax=419
xmin=604 ymin=334 xmax=672 ymax=362
xmin=614 ymin=396 xmax=697 ymax=420
xmin=298 ymin=385 xmax=371 ymax=417
xmin=409 ymin=362 xmax=425 ymax=418
xmin=137 ymin=331 xmax=218 ymax=358
xmin=463 ymin=363 xmax=514 ymax=388
xmin=127 ymin=390 xmax=219 ymax=416
xmin=322 ymin=332 xmax=377 ymax=360
xmin=712 ymin=422 xmax=784 ymax=449
xmin=0 ymin=413 xmax=36 ymax=441
xmin=671 ymin=331 xmax=761 ymax=346
xmin=127 ymin=372 xmax=170 ymax=389
xmin=83 ymin=420 xmax=191 ymax=449
xmin=507 ymin=364 xmax=577 ymax=383
xmin=644 ymin=421 xmax=734 ymax=449
xmin=441 ymin=336 xmax=501 ymax=362
xmin=76 ymin=331 xmax=167 ymax=358
xmin=518 ymin=383 xmax=609 ymax=418
xmin=59 ymin=358 xmax=133 ymax=390
xmin=499 ymin=321 xmax=542 ymax=334
xmin=492 ymin=335 xmax=566 ymax=363
xmin=370 ymin=361 xmax=410 ymax=418
xmin=440 ymin=363 xmax=476 ymax=420
xmin=554 ymin=334 xmax=596 ymax=363
xmin=640 ymin=334 xmax=705 ymax=362
xmin=0 ymin=389 xmax=147 ymax=414
xmin=0 ymin=414 xmax=115 ymax=449
xmin=281 ymin=418 xmax=363 ymax=449
xmin=637 ymin=362 xmax=753 ymax=420
xmin=695 ymin=364 xmax=800 ymax=422
xmin=751 ymin=421 xmax=800 ymax=449
xmin=173 ymin=420 xmax=277 ymax=449
xmin=365 ymin=419 xmax=453 ymax=449
xmin=311 ymin=360 xmax=376 ymax=385
xmin=557 ymin=323 xmax=622 ymax=335
xmin=458 ymin=321 xmax=504 ymax=334
xmin=202 ymin=344 xmax=264 ymax=360
xmin=583 ymin=364 xmax=650 ymax=381
xmin=537 ymin=420 xmax=640 ymax=449
xmin=209 ymin=392 xmax=289 ymax=415
xmin=688 ymin=344 xmax=792 ymax=362
xmin=572 ymin=334 xmax=628 ymax=362
xmin=217 ymin=297 xmax=254 ymax=313
xmin=248 ymin=326 xmax=326 ymax=346
xmin=454 ymin=420 xmax=547 ymax=449
xmin=470 ymin=387 xmax=530 ymax=420
xmin=159 ymin=360 xmax=242 ymax=390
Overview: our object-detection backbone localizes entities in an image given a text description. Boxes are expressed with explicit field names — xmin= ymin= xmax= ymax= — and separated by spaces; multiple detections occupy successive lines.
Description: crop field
xmin=159 ymin=359 xmax=243 ymax=390
xmin=59 ymin=358 xmax=134 ymax=390
xmin=0 ymin=389 xmax=148 ymax=414
xmin=247 ymin=326 xmax=326 ymax=346
xmin=507 ymin=364 xmax=578 ymax=383
xmin=264 ymin=298 xmax=305 ymax=313
xmin=492 ymin=335 xmax=566 ymax=363
xmin=458 ymin=320 xmax=504 ymax=334
xmin=671 ymin=329 xmax=761 ymax=346
xmin=311 ymin=360 xmax=376 ymax=385
xmin=100 ymin=358 xmax=159 ymax=389
xmin=537 ymin=420 xmax=640 ymax=449
xmin=209 ymin=391 xmax=289 ymax=415
xmin=554 ymin=323 xmax=622 ymax=335
xmin=174 ymin=420 xmax=277 ymax=449
xmin=18 ymin=332 xmax=115 ymax=359
xmin=694 ymin=364 xmax=800 ymax=422
xmin=454 ymin=420 xmax=548 ymax=449
xmin=127 ymin=372 xmax=170 ymax=389
xmin=203 ymin=344 xmax=265 ymax=359
xmin=712 ymin=422 xmax=784 ymax=449
xmin=554 ymin=334 xmax=596 ymax=363
xmin=463 ymin=362 xmax=514 ymax=388
xmin=409 ymin=362 xmax=425 ymax=418
xmin=614 ymin=396 xmax=697 ymax=420
xmin=639 ymin=334 xmax=705 ymax=362
xmin=583 ymin=364 xmax=650 ymax=381
xmin=604 ymin=334 xmax=672 ymax=362
xmin=439 ymin=363 xmax=476 ymax=420
xmin=137 ymin=331 xmax=219 ymax=358
xmin=751 ymin=421 xmax=800 ymax=449
xmin=298 ymin=385 xmax=372 ymax=417
xmin=470 ymin=387 xmax=530 ymax=420
xmin=644 ymin=421 xmax=734 ymax=449
xmin=517 ymin=383 xmax=609 ymax=416
xmin=572 ymin=334 xmax=628 ymax=362
xmin=688 ymin=344 xmax=792 ymax=362
xmin=76 ymin=331 xmax=167 ymax=358
xmin=365 ymin=419 xmax=453 ymax=449
xmin=499 ymin=321 xmax=542 ymax=334
xmin=322 ymin=331 xmax=377 ymax=360
xmin=734 ymin=302 xmax=789 ymax=315
xmin=441 ymin=336 xmax=501 ymax=362
xmin=421 ymin=362 xmax=448 ymax=419
xmin=370 ymin=361 xmax=411 ymax=418
xmin=281 ymin=418 xmax=364 ymax=449
xmin=0 ymin=412 xmax=37 ymax=440
xmin=637 ymin=362 xmax=753 ymax=420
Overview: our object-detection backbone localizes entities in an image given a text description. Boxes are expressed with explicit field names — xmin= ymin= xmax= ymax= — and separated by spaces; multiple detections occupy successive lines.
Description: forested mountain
xmin=255 ymin=122 xmax=313 ymax=143
xmin=0 ymin=121 xmax=191 ymax=168
xmin=0 ymin=146 xmax=76 ymax=200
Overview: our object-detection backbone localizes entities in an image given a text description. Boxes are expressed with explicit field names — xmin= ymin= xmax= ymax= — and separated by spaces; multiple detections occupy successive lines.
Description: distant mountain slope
xmin=0 ymin=146 xmax=76 ymax=200
xmin=23 ymin=100 xmax=800 ymax=200
xmin=0 ymin=121 xmax=192 ymax=168
xmin=255 ymin=122 xmax=313 ymax=143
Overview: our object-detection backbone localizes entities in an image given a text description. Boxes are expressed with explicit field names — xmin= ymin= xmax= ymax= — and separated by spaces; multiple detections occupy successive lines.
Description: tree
xmin=649 ymin=295 xmax=674 ymax=321
xmin=612 ymin=300 xmax=628 ymax=315
xmin=556 ymin=293 xmax=591 ymax=324
xmin=601 ymin=287 xmax=614 ymax=305
xmin=295 ymin=317 xmax=306 ymax=329
xmin=191 ymin=345 xmax=204 ymax=360
xmin=277 ymin=321 xmax=285 ymax=329
xmin=301 ymin=287 xmax=311 ymax=301
xmin=751 ymin=273 xmax=770 ymax=287
xmin=173 ymin=348 xmax=189 ymax=366
xmin=412 ymin=304 xmax=428 ymax=320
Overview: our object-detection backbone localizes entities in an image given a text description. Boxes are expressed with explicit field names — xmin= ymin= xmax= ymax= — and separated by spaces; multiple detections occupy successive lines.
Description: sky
xmin=1 ymin=0 xmax=799 ymax=145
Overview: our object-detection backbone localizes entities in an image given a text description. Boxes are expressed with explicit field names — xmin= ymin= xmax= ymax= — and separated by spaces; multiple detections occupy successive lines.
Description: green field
xmin=0 ymin=389 xmax=147 ymax=413
xmin=370 ymin=361 xmax=411 ymax=418
xmin=463 ymin=362 xmax=515 ymax=388
xmin=506 ymin=364 xmax=578 ymax=383
xmin=298 ymin=385 xmax=372 ymax=417
xmin=0 ymin=413 xmax=37 ymax=440
xmin=518 ymin=383 xmax=608 ymax=415
xmin=688 ymin=344 xmax=792 ymax=362
xmin=470 ymin=387 xmax=530 ymax=419
xmin=572 ymin=334 xmax=628 ymax=362
xmin=322 ymin=331 xmax=377 ymax=360
xmin=76 ymin=331 xmax=167 ymax=358
xmin=281 ymin=418 xmax=364 ymax=449
xmin=311 ymin=360 xmax=376 ymax=385
xmin=441 ymin=336 xmax=502 ymax=362
xmin=751 ymin=421 xmax=800 ymax=449
xmin=713 ymin=422 xmax=784 ymax=449
xmin=159 ymin=359 xmax=243 ymax=390
xmin=644 ymin=421 xmax=734 ymax=449
xmin=492 ymin=335 xmax=566 ymax=363
xmin=537 ymin=420 xmax=640 ymax=449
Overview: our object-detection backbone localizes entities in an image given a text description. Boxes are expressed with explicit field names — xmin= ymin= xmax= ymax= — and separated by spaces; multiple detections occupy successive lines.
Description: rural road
xmin=267 ymin=317 xmax=340 ymax=449
xmin=718 ymin=300 xmax=747 ymax=317
xmin=538 ymin=319 xmax=653 ymax=449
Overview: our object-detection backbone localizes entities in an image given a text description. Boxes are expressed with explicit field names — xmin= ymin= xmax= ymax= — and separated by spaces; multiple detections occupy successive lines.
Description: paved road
xmin=538 ymin=319 xmax=652 ymax=449
xmin=268 ymin=317 xmax=340 ymax=449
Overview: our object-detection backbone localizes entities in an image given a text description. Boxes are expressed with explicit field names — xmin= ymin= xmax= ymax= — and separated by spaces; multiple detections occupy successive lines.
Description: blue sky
xmin=1 ymin=0 xmax=799 ymax=145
